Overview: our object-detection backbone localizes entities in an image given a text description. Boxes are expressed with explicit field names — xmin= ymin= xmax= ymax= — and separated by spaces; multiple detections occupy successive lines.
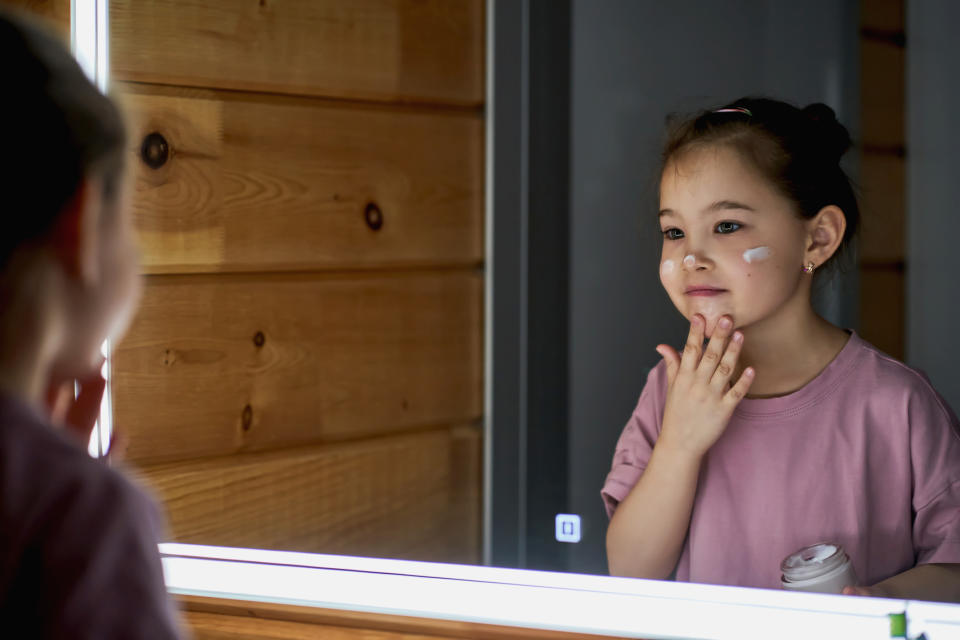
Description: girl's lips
xmin=685 ymin=287 xmax=727 ymax=296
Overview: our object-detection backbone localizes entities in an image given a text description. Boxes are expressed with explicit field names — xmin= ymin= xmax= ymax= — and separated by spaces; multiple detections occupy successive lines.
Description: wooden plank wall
xmin=858 ymin=0 xmax=906 ymax=358
xmin=0 ymin=0 xmax=68 ymax=29
xmin=180 ymin=596 xmax=626 ymax=640
xmin=109 ymin=0 xmax=485 ymax=564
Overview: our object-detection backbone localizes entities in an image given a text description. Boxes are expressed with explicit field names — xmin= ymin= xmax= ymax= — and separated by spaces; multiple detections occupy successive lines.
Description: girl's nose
xmin=682 ymin=253 xmax=711 ymax=271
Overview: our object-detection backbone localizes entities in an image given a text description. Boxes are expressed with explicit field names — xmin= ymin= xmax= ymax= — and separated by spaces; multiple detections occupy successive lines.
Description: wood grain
xmin=110 ymin=0 xmax=485 ymax=106
xmin=185 ymin=611 xmax=444 ymax=640
xmin=860 ymin=0 xmax=903 ymax=34
xmin=116 ymin=83 xmax=484 ymax=274
xmin=181 ymin=595 xmax=627 ymax=640
xmin=112 ymin=271 xmax=483 ymax=464
xmin=859 ymin=265 xmax=904 ymax=360
xmin=136 ymin=426 xmax=482 ymax=562
xmin=0 ymin=0 xmax=68 ymax=30
xmin=860 ymin=37 xmax=904 ymax=149
xmin=858 ymin=152 xmax=904 ymax=262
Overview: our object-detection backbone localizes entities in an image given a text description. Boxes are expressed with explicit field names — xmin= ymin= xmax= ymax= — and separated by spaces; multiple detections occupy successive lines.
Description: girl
xmin=0 ymin=8 xmax=181 ymax=636
xmin=603 ymin=97 xmax=960 ymax=601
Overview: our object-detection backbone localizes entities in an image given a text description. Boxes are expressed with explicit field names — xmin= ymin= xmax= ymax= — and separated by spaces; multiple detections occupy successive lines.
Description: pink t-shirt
xmin=602 ymin=332 xmax=960 ymax=589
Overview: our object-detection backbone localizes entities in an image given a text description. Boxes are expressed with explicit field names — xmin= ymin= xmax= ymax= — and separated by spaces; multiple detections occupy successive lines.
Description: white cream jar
xmin=780 ymin=543 xmax=858 ymax=594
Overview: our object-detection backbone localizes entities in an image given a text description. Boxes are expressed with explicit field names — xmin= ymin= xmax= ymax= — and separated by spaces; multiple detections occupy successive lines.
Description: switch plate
xmin=555 ymin=514 xmax=581 ymax=543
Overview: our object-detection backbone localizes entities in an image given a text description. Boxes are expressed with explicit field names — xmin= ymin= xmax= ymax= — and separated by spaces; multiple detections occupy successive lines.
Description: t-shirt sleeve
xmin=39 ymin=467 xmax=184 ymax=639
xmin=601 ymin=361 xmax=667 ymax=519
xmin=908 ymin=377 xmax=960 ymax=565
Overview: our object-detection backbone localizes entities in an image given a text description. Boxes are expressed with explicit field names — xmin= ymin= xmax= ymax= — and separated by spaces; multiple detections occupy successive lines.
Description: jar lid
xmin=781 ymin=543 xmax=848 ymax=582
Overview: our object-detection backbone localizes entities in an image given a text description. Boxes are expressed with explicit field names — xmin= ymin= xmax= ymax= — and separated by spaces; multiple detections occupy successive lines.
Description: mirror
xmin=67 ymin=0 xmax=957 ymax=605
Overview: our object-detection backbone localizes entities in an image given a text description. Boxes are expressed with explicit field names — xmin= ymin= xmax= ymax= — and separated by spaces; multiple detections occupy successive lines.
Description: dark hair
xmin=0 ymin=8 xmax=127 ymax=270
xmin=661 ymin=97 xmax=859 ymax=273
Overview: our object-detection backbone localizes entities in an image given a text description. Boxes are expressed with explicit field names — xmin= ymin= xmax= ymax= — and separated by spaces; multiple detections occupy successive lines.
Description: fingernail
xmin=732 ymin=331 xmax=743 ymax=343
xmin=744 ymin=367 xmax=754 ymax=377
xmin=719 ymin=317 xmax=732 ymax=329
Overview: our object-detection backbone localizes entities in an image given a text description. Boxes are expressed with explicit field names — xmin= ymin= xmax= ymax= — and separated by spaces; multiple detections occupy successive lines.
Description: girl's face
xmin=55 ymin=171 xmax=142 ymax=377
xmin=95 ymin=176 xmax=142 ymax=350
xmin=658 ymin=145 xmax=810 ymax=338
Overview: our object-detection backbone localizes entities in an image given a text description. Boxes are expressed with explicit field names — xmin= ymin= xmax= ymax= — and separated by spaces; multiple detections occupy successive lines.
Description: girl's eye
xmin=716 ymin=221 xmax=741 ymax=234
xmin=662 ymin=228 xmax=684 ymax=240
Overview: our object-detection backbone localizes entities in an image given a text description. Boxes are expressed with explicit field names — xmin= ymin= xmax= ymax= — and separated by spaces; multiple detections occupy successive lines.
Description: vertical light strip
xmin=95 ymin=0 xmax=109 ymax=93
xmin=98 ymin=340 xmax=113 ymax=457
xmin=72 ymin=0 xmax=113 ymax=457
xmin=95 ymin=0 xmax=112 ymax=456
xmin=70 ymin=0 xmax=96 ymax=84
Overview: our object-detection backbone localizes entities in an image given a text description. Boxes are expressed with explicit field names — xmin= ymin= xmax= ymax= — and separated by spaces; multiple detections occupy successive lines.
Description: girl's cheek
xmin=659 ymin=259 xmax=676 ymax=287
xmin=742 ymin=246 xmax=772 ymax=265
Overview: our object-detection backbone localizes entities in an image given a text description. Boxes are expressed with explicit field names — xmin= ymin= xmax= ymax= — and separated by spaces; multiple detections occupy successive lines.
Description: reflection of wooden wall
xmin=859 ymin=0 xmax=905 ymax=359
xmin=0 ymin=0 xmax=68 ymax=29
xmin=180 ymin=596 xmax=622 ymax=640
xmin=110 ymin=0 xmax=484 ymax=564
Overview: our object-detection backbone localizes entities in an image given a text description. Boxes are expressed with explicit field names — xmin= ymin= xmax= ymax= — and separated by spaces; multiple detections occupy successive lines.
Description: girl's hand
xmin=654 ymin=314 xmax=754 ymax=460
xmin=45 ymin=362 xmax=126 ymax=463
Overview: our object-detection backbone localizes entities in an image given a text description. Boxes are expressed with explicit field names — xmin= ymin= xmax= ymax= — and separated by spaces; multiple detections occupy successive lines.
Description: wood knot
xmin=241 ymin=404 xmax=254 ymax=431
xmin=364 ymin=202 xmax=384 ymax=231
xmin=253 ymin=331 xmax=266 ymax=348
xmin=141 ymin=132 xmax=169 ymax=169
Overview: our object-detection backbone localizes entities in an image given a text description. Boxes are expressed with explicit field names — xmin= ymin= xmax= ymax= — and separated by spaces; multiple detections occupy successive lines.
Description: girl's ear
xmin=49 ymin=178 xmax=101 ymax=284
xmin=805 ymin=205 xmax=846 ymax=266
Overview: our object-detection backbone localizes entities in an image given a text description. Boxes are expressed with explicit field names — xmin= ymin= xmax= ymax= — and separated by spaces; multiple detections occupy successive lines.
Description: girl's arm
xmin=845 ymin=564 xmax=960 ymax=603
xmin=606 ymin=440 xmax=703 ymax=578
xmin=606 ymin=314 xmax=754 ymax=578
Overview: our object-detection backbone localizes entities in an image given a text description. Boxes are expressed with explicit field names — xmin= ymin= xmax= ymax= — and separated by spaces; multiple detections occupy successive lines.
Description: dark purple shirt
xmin=0 ymin=392 xmax=182 ymax=638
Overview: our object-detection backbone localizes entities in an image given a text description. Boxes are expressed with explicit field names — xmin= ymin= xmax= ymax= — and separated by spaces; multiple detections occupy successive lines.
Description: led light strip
xmin=158 ymin=544 xmax=960 ymax=639
xmin=70 ymin=1 xmax=113 ymax=458
xmin=70 ymin=0 xmax=108 ymax=92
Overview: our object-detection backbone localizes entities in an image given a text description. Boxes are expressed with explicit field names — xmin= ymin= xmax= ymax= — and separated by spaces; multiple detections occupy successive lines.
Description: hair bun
xmin=801 ymin=102 xmax=851 ymax=163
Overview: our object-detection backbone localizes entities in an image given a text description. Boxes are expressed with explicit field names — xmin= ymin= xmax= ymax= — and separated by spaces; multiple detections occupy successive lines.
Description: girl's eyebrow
xmin=659 ymin=200 xmax=756 ymax=218
xmin=707 ymin=199 xmax=756 ymax=213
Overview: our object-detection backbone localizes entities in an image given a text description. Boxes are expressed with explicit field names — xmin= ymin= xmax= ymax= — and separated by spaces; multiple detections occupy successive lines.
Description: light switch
xmin=555 ymin=513 xmax=581 ymax=543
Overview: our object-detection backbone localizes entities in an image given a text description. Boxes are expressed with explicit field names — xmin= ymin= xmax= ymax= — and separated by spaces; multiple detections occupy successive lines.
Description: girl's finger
xmin=679 ymin=315 xmax=705 ymax=375
xmin=723 ymin=366 xmax=755 ymax=407
xmin=63 ymin=374 xmax=107 ymax=445
xmin=45 ymin=380 xmax=73 ymax=426
xmin=710 ymin=330 xmax=743 ymax=390
xmin=655 ymin=344 xmax=681 ymax=387
xmin=105 ymin=427 xmax=129 ymax=465
xmin=697 ymin=316 xmax=733 ymax=381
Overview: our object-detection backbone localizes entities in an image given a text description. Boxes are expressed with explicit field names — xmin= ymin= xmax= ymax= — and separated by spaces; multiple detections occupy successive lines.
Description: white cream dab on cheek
xmin=683 ymin=254 xmax=696 ymax=268
xmin=742 ymin=246 xmax=772 ymax=264
xmin=661 ymin=260 xmax=675 ymax=276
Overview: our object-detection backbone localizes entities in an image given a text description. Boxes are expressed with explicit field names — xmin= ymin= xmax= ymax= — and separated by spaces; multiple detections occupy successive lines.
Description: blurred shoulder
xmin=0 ymin=395 xmax=156 ymax=537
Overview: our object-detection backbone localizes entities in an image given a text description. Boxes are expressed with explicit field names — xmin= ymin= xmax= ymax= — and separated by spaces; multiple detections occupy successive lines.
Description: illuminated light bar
xmin=160 ymin=544 xmax=960 ymax=639
xmin=71 ymin=1 xmax=113 ymax=459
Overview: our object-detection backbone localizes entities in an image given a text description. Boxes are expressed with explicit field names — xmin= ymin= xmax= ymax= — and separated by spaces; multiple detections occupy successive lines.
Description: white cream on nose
xmin=683 ymin=254 xmax=696 ymax=268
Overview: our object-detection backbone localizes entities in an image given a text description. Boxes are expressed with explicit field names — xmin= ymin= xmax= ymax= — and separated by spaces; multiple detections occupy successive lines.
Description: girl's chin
xmin=702 ymin=318 xmax=721 ymax=339
xmin=688 ymin=313 xmax=734 ymax=339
